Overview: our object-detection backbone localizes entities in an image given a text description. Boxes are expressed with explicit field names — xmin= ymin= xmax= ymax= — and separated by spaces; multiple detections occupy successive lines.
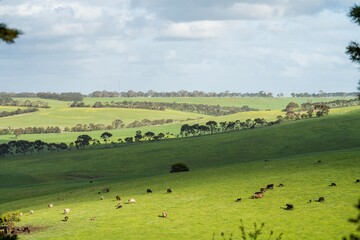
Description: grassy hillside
xmin=0 ymin=109 xmax=359 ymax=239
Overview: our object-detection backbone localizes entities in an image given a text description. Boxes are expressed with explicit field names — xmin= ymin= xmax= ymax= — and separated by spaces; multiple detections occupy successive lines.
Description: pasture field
xmin=0 ymin=110 xmax=359 ymax=239
xmin=0 ymin=97 xmax=358 ymax=144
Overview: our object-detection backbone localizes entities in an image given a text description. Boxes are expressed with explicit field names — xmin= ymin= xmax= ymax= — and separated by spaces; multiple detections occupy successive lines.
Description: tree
xmin=100 ymin=132 xmax=113 ymax=144
xmin=75 ymin=135 xmax=92 ymax=148
xmin=0 ymin=23 xmax=22 ymax=44
xmin=346 ymin=4 xmax=360 ymax=99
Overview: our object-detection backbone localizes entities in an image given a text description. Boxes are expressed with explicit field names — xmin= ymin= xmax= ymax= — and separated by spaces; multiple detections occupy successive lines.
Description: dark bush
xmin=170 ymin=163 xmax=189 ymax=173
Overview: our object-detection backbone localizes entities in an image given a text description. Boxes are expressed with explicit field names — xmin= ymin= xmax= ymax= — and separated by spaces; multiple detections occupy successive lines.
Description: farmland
xmin=0 ymin=106 xmax=359 ymax=239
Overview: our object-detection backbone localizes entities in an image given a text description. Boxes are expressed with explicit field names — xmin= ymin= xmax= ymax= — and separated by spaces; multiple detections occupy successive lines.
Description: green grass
xmin=0 ymin=109 xmax=359 ymax=239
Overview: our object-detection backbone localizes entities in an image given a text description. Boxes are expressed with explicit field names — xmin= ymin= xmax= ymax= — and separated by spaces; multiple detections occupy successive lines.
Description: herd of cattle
xmin=15 ymin=177 xmax=359 ymax=235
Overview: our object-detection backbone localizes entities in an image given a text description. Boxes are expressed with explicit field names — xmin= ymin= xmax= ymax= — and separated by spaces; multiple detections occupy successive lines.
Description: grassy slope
xmin=0 ymin=109 xmax=359 ymax=239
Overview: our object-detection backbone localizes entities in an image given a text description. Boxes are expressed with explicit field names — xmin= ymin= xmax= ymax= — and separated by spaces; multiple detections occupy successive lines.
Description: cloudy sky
xmin=0 ymin=0 xmax=359 ymax=95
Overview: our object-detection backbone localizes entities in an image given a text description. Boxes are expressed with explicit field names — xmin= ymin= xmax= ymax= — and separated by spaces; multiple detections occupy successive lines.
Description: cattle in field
xmin=30 ymin=210 xmax=34 ymax=214
xmin=63 ymin=216 xmax=69 ymax=222
xmin=167 ymin=188 xmax=172 ymax=193
xmin=277 ymin=183 xmax=284 ymax=187
xmin=116 ymin=195 xmax=121 ymax=201
xmin=161 ymin=212 xmax=168 ymax=218
xmin=284 ymin=204 xmax=294 ymax=210
xmin=329 ymin=183 xmax=337 ymax=186
xmin=100 ymin=195 xmax=104 ymax=200
xmin=64 ymin=208 xmax=70 ymax=214
xmin=316 ymin=197 xmax=325 ymax=203
xmin=128 ymin=198 xmax=136 ymax=203
xmin=355 ymin=179 xmax=360 ymax=183
xmin=116 ymin=204 xmax=122 ymax=209
xmin=236 ymin=198 xmax=242 ymax=202
xmin=250 ymin=192 xmax=264 ymax=199
xmin=48 ymin=203 xmax=53 ymax=208
xmin=266 ymin=184 xmax=274 ymax=189
xmin=147 ymin=189 xmax=152 ymax=193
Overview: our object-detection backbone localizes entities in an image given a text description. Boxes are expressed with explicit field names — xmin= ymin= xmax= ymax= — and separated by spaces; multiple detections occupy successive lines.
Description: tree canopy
xmin=346 ymin=4 xmax=360 ymax=99
xmin=0 ymin=23 xmax=22 ymax=44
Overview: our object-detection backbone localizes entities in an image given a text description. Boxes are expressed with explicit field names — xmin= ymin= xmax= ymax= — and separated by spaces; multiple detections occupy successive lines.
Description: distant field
xmin=83 ymin=97 xmax=353 ymax=110
xmin=0 ymin=97 xmax=358 ymax=144
xmin=0 ymin=110 xmax=359 ymax=239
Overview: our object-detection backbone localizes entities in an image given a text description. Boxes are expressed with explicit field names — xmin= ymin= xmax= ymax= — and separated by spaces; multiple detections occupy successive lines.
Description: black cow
xmin=167 ymin=188 xmax=172 ymax=193
xmin=236 ymin=198 xmax=242 ymax=202
xmin=266 ymin=184 xmax=274 ymax=189
xmin=329 ymin=183 xmax=337 ymax=187
xmin=316 ymin=197 xmax=325 ymax=203
xmin=147 ymin=189 xmax=152 ymax=193
xmin=285 ymin=204 xmax=294 ymax=210
xmin=116 ymin=195 xmax=121 ymax=201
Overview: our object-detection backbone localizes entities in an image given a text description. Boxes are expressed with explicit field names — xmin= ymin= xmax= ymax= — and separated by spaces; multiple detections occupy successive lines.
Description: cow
xmin=100 ymin=195 xmax=104 ymax=200
xmin=29 ymin=210 xmax=34 ymax=215
xmin=48 ymin=203 xmax=53 ymax=208
xmin=167 ymin=188 xmax=172 ymax=193
xmin=329 ymin=183 xmax=337 ymax=187
xmin=128 ymin=198 xmax=136 ymax=203
xmin=355 ymin=179 xmax=360 ymax=183
xmin=316 ymin=197 xmax=325 ymax=203
xmin=161 ymin=212 xmax=168 ymax=218
xmin=250 ymin=192 xmax=264 ymax=199
xmin=235 ymin=198 xmax=242 ymax=202
xmin=285 ymin=204 xmax=294 ymax=210
xmin=277 ymin=183 xmax=284 ymax=187
xmin=266 ymin=184 xmax=274 ymax=189
xmin=147 ymin=189 xmax=152 ymax=193
xmin=116 ymin=204 xmax=122 ymax=209
xmin=63 ymin=216 xmax=69 ymax=222
xmin=116 ymin=195 xmax=121 ymax=201
xmin=64 ymin=208 xmax=70 ymax=214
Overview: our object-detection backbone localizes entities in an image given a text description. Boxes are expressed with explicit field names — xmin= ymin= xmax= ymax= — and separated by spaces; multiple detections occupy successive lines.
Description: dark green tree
xmin=100 ymin=132 xmax=113 ymax=144
xmin=346 ymin=4 xmax=360 ymax=99
xmin=0 ymin=23 xmax=22 ymax=44
xmin=75 ymin=135 xmax=92 ymax=148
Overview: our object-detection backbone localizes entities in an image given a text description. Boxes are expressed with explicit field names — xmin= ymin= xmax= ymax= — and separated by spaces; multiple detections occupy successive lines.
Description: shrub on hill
xmin=170 ymin=163 xmax=189 ymax=173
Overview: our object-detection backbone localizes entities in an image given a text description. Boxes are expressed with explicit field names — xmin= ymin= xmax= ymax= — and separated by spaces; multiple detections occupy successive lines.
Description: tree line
xmin=0 ymin=126 xmax=61 ymax=137
xmin=0 ymin=140 xmax=68 ymax=158
xmin=0 ymin=108 xmax=39 ymax=118
xmin=0 ymin=96 xmax=49 ymax=108
xmin=290 ymin=92 xmax=357 ymax=98
xmin=70 ymin=101 xmax=257 ymax=116
xmin=0 ymin=92 xmax=83 ymax=102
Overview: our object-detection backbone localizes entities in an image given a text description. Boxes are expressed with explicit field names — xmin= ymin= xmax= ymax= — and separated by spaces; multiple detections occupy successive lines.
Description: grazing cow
xmin=116 ymin=195 xmax=121 ymax=201
xmin=277 ymin=183 xmax=284 ymax=187
xmin=266 ymin=184 xmax=274 ymax=189
xmin=63 ymin=216 xmax=69 ymax=222
xmin=355 ymin=179 xmax=360 ymax=183
xmin=236 ymin=198 xmax=242 ymax=202
xmin=100 ymin=196 xmax=104 ymax=200
xmin=116 ymin=204 xmax=122 ymax=209
xmin=48 ymin=203 xmax=53 ymax=208
xmin=147 ymin=189 xmax=152 ymax=193
xmin=167 ymin=188 xmax=172 ymax=193
xmin=161 ymin=212 xmax=168 ymax=218
xmin=316 ymin=197 xmax=325 ymax=203
xmin=250 ymin=192 xmax=264 ymax=199
xmin=30 ymin=210 xmax=34 ymax=215
xmin=285 ymin=204 xmax=294 ymax=210
xmin=128 ymin=198 xmax=136 ymax=203
xmin=329 ymin=183 xmax=337 ymax=187
xmin=64 ymin=208 xmax=70 ymax=214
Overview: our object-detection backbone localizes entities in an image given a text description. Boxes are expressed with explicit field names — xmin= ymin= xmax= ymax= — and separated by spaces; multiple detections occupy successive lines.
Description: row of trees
xmin=0 ymin=140 xmax=68 ymax=158
xmin=70 ymin=101 xmax=257 ymax=116
xmin=36 ymin=92 xmax=83 ymax=101
xmin=0 ymin=108 xmax=39 ymax=118
xmin=0 ymin=126 xmax=61 ymax=137
xmin=0 ymin=97 xmax=49 ymax=108
xmin=290 ymin=92 xmax=357 ymax=98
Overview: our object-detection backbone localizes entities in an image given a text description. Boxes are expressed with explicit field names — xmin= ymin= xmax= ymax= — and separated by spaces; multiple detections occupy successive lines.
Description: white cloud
xmin=163 ymin=21 xmax=223 ymax=39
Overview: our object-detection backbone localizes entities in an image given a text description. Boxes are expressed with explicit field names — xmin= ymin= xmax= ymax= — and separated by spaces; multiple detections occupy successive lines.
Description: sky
xmin=0 ymin=0 xmax=359 ymax=95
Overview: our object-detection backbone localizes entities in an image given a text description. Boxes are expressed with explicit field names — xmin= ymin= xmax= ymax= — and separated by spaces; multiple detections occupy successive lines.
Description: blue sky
xmin=0 ymin=0 xmax=359 ymax=95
